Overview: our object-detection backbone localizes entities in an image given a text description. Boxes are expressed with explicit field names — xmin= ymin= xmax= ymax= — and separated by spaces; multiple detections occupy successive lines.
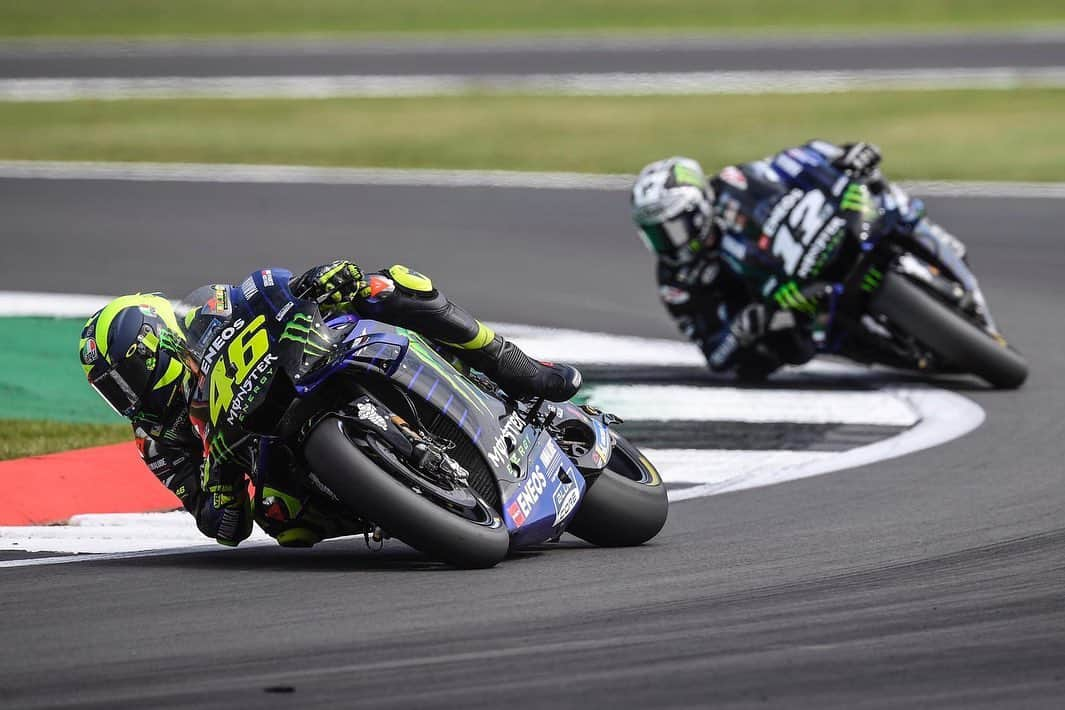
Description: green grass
xmin=0 ymin=419 xmax=129 ymax=460
xmin=2 ymin=0 xmax=1064 ymax=38
xmin=2 ymin=90 xmax=1063 ymax=181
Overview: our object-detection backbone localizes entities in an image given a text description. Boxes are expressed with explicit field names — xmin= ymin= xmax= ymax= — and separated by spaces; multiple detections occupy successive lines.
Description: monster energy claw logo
xmin=280 ymin=313 xmax=331 ymax=353
xmin=158 ymin=327 xmax=183 ymax=356
xmin=861 ymin=267 xmax=884 ymax=292
xmin=773 ymin=281 xmax=817 ymax=314
xmin=841 ymin=183 xmax=875 ymax=219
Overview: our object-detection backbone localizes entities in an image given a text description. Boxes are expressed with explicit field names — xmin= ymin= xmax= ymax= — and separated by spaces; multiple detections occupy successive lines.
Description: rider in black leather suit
xmin=79 ymin=262 xmax=582 ymax=547
xmin=631 ymin=141 xmax=962 ymax=379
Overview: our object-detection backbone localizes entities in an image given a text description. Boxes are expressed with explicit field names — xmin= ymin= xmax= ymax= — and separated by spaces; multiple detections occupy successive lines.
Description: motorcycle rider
xmin=631 ymin=141 xmax=965 ymax=379
xmin=78 ymin=261 xmax=582 ymax=547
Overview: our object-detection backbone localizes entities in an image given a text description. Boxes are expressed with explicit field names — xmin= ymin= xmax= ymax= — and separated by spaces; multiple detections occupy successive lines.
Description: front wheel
xmin=303 ymin=416 xmax=509 ymax=569
xmin=566 ymin=434 xmax=668 ymax=547
xmin=869 ymin=270 xmax=1028 ymax=389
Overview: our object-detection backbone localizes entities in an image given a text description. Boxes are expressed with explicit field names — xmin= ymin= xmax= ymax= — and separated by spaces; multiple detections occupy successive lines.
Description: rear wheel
xmin=566 ymin=434 xmax=668 ymax=547
xmin=870 ymin=270 xmax=1028 ymax=389
xmin=304 ymin=416 xmax=509 ymax=569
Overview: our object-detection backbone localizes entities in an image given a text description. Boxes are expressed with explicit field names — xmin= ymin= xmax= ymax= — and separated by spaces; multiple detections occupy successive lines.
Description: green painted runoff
xmin=0 ymin=317 xmax=120 ymax=424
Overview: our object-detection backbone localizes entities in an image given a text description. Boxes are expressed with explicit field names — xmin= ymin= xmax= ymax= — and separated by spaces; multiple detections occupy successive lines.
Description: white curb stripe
xmin=581 ymin=384 xmax=918 ymax=426
xmin=664 ymin=386 xmax=984 ymax=499
xmin=2 ymin=161 xmax=1064 ymax=199
xmin=0 ymin=512 xmax=273 ymax=554
xmin=2 ymin=67 xmax=1065 ymax=101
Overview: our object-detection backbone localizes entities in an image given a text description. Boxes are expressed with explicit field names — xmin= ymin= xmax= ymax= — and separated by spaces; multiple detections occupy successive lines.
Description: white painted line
xmin=664 ymin=386 xmax=984 ymax=500
xmin=0 ymin=539 xmax=277 ymax=568
xmin=648 ymin=448 xmax=837 ymax=492
xmin=580 ymin=384 xmax=918 ymax=426
xmin=0 ymin=160 xmax=631 ymax=190
xmin=0 ymin=511 xmax=272 ymax=554
xmin=499 ymin=322 xmax=706 ymax=366
xmin=2 ymin=161 xmax=1063 ymax=199
xmin=3 ymin=29 xmax=1065 ymax=57
xmin=899 ymin=181 xmax=1065 ymax=200
xmin=2 ymin=66 xmax=1065 ymax=101
xmin=0 ymin=291 xmax=113 ymax=317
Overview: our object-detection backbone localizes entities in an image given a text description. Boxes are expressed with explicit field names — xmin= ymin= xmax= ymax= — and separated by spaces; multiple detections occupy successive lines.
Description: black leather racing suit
xmin=656 ymin=141 xmax=935 ymax=379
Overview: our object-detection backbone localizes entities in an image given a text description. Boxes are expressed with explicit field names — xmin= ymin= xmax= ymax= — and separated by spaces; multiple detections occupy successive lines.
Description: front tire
xmin=870 ymin=270 xmax=1028 ymax=389
xmin=304 ymin=417 xmax=509 ymax=569
xmin=566 ymin=434 xmax=668 ymax=547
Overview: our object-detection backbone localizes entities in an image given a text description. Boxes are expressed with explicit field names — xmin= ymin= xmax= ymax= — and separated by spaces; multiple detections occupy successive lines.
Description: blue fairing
xmin=504 ymin=430 xmax=586 ymax=548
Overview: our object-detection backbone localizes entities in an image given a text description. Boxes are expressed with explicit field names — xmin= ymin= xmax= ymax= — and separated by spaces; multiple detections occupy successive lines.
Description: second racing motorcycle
xmin=730 ymin=177 xmax=1028 ymax=388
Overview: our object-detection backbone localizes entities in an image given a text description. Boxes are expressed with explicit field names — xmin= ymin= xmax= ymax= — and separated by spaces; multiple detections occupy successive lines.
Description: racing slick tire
xmin=305 ymin=416 xmax=509 ymax=569
xmin=870 ymin=270 xmax=1029 ymax=389
xmin=566 ymin=434 xmax=668 ymax=547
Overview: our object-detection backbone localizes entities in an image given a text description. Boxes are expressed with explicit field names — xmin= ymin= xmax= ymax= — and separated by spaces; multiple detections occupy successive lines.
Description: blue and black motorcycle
xmin=188 ymin=270 xmax=667 ymax=568
xmin=720 ymin=168 xmax=1028 ymax=388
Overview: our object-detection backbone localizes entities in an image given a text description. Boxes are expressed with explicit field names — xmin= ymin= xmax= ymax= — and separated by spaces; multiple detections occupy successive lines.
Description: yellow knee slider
xmin=276 ymin=527 xmax=321 ymax=548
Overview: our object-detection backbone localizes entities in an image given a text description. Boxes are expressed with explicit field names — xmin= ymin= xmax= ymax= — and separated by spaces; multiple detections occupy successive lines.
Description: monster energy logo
xmin=206 ymin=430 xmax=250 ymax=468
xmin=840 ymin=183 xmax=876 ymax=219
xmin=158 ymin=327 xmax=184 ymax=356
xmin=860 ymin=267 xmax=884 ymax=293
xmin=279 ymin=313 xmax=331 ymax=353
xmin=773 ymin=281 xmax=817 ymax=314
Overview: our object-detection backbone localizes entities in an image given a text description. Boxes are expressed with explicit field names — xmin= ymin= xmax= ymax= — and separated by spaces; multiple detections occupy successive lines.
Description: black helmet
xmin=631 ymin=157 xmax=714 ymax=261
xmin=79 ymin=294 xmax=188 ymax=423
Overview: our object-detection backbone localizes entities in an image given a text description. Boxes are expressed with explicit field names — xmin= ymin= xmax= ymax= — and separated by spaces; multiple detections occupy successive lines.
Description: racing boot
xmin=259 ymin=488 xmax=367 ymax=547
xmin=462 ymin=334 xmax=582 ymax=402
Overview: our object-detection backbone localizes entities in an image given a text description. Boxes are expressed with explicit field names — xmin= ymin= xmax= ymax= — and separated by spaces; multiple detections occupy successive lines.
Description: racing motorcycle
xmin=738 ymin=179 xmax=1028 ymax=388
xmin=193 ymin=275 xmax=668 ymax=568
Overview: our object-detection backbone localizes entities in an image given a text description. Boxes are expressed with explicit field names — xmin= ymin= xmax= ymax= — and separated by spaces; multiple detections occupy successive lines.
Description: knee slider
xmin=276 ymin=527 xmax=321 ymax=548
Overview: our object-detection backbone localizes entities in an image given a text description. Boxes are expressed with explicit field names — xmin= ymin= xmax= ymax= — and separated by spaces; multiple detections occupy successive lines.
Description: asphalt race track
xmin=1 ymin=32 xmax=1064 ymax=78
xmin=1 ymin=173 xmax=1063 ymax=708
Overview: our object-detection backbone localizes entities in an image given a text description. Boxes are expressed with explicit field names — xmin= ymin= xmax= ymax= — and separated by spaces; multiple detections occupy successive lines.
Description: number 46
xmin=209 ymin=314 xmax=269 ymax=424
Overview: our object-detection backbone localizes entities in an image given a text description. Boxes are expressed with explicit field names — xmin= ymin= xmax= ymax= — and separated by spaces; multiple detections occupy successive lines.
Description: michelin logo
xmin=356 ymin=401 xmax=388 ymax=431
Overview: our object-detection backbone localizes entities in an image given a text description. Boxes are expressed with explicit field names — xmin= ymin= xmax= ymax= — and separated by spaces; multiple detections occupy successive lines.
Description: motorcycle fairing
xmin=503 ymin=431 xmax=586 ymax=548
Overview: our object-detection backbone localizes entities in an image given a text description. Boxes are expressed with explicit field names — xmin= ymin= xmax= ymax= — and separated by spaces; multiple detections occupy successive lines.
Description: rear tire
xmin=870 ymin=270 xmax=1028 ymax=389
xmin=304 ymin=416 xmax=509 ymax=569
xmin=566 ymin=435 xmax=668 ymax=547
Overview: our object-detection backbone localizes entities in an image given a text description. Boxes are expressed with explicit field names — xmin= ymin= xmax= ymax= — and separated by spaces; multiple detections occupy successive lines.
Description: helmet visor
xmin=89 ymin=356 xmax=153 ymax=417
xmin=639 ymin=213 xmax=699 ymax=255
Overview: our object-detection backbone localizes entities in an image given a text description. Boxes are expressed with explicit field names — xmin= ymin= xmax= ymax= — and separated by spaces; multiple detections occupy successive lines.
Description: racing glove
xmin=294 ymin=260 xmax=367 ymax=309
xmin=834 ymin=142 xmax=882 ymax=180
xmin=729 ymin=303 xmax=768 ymax=347
xmin=199 ymin=478 xmax=253 ymax=546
